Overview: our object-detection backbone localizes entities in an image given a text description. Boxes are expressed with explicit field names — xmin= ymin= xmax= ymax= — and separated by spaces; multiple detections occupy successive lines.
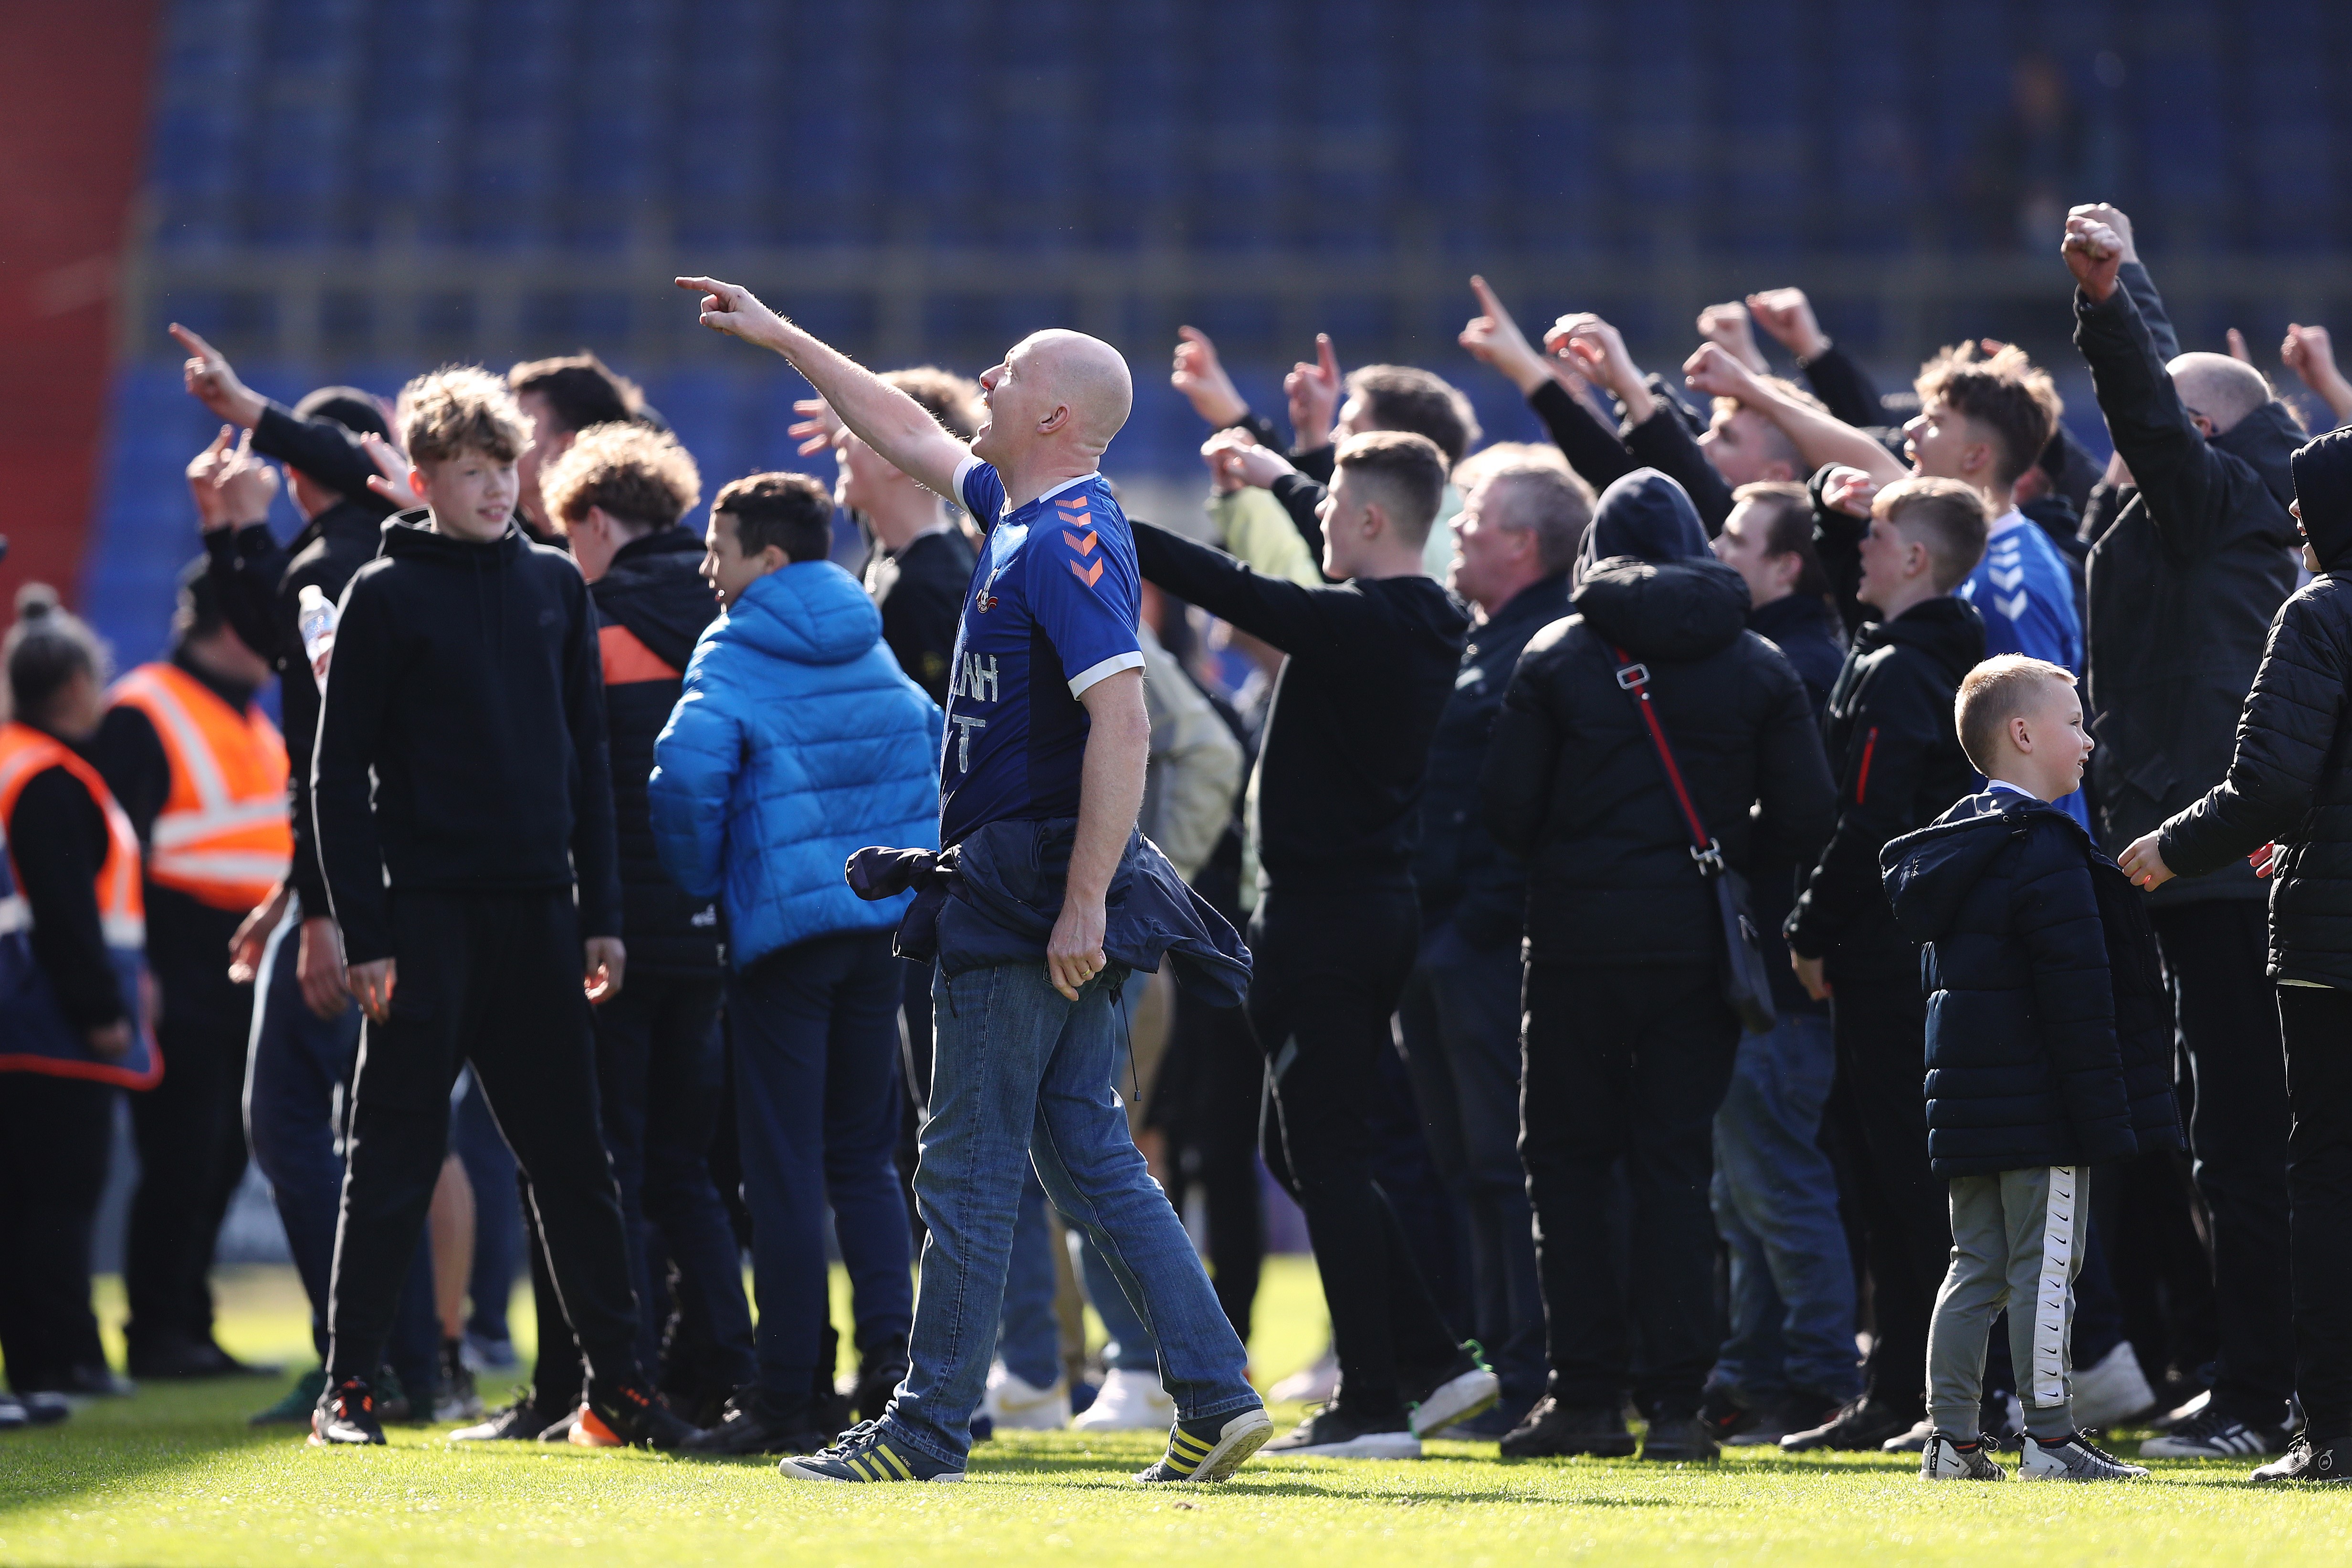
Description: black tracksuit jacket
xmin=867 ymin=527 xmax=977 ymax=710
xmin=1131 ymin=522 xmax=1469 ymax=893
xmin=588 ymin=527 xmax=721 ymax=975
xmin=1785 ymin=596 xmax=1986 ymax=979
xmin=311 ymin=513 xmax=621 ymax=965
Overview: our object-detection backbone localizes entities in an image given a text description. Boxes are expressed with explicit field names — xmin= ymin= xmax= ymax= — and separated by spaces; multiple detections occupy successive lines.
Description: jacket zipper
xmin=1855 ymin=726 xmax=1879 ymax=803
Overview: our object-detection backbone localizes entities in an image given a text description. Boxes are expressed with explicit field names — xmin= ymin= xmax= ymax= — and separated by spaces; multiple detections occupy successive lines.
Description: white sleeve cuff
xmin=1067 ymin=650 xmax=1146 ymax=698
xmin=952 ymin=453 xmax=983 ymax=505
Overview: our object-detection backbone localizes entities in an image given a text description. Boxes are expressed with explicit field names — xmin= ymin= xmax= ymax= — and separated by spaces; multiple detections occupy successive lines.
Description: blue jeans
xmin=242 ymin=899 xmax=436 ymax=1392
xmin=1709 ymin=1008 xmax=1861 ymax=1403
xmin=883 ymin=961 xmax=1255 ymax=1466
xmin=728 ymin=931 xmax=914 ymax=1404
xmin=996 ymin=1175 xmax=1062 ymax=1389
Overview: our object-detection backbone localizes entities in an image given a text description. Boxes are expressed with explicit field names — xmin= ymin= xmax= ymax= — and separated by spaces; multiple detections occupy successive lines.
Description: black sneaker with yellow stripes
xmin=1136 ymin=1405 xmax=1275 ymax=1483
xmin=775 ymin=1420 xmax=964 ymax=1483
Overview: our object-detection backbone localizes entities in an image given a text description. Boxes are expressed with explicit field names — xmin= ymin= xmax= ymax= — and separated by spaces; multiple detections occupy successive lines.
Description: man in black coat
xmin=1698 ymin=482 xmax=1861 ymax=1443
xmin=2065 ymin=209 xmax=2304 ymax=1458
xmin=1779 ymin=478 xmax=1989 ymax=1453
xmin=1396 ymin=457 xmax=1589 ymax=1435
xmin=1481 ymin=470 xmax=1836 ymax=1463
xmin=2126 ymin=425 xmax=2352 ymax=1483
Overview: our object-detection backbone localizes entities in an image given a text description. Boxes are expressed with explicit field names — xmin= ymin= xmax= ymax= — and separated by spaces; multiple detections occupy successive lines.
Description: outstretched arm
xmin=1684 ymin=343 xmax=1906 ymax=486
xmin=677 ymin=276 xmax=969 ymax=499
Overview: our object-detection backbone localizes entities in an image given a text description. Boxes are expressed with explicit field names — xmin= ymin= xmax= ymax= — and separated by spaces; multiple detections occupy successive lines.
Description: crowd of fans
xmin=3 ymin=197 xmax=2351 ymax=1486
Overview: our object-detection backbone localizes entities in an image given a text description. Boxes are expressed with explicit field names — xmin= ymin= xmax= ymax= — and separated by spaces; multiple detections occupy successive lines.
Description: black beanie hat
xmin=2291 ymin=426 xmax=2352 ymax=572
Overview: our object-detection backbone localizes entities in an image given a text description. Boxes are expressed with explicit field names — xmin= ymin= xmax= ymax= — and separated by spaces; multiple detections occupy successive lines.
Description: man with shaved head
xmin=675 ymin=279 xmax=1268 ymax=1486
xmin=2061 ymin=209 xmax=2305 ymax=1461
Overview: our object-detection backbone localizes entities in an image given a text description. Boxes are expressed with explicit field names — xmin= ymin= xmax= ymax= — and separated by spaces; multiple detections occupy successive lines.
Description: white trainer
xmin=984 ymin=1361 xmax=1071 ymax=1431
xmin=1269 ymin=1351 xmax=1339 ymax=1405
xmin=2071 ymin=1341 xmax=2158 ymax=1431
xmin=2018 ymin=1431 xmax=2149 ymax=1481
xmin=1922 ymin=1431 xmax=2007 ymax=1481
xmin=1073 ymin=1367 xmax=1175 ymax=1432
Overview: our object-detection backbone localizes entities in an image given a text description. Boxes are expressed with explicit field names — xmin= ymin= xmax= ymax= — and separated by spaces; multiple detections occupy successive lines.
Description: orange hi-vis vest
xmin=0 ymin=720 xmax=159 ymax=1088
xmin=109 ymin=663 xmax=292 ymax=911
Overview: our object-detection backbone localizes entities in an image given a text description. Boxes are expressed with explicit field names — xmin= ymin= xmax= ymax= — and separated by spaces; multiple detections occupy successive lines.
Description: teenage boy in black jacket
xmin=171 ymin=327 xmax=451 ymax=1425
xmin=2064 ymin=208 xmax=2305 ymax=1459
xmin=1397 ymin=456 xmax=1589 ymax=1434
xmin=448 ymin=422 xmax=749 ymax=1443
xmin=1779 ymin=477 xmax=1989 ymax=1453
xmin=1885 ymin=655 xmax=2176 ymax=1483
xmin=1481 ymin=470 xmax=1836 ymax=1463
xmin=307 ymin=368 xmax=690 ymax=1450
xmin=2125 ymin=425 xmax=2352 ymax=1484
xmin=1133 ymin=431 xmax=1491 ymax=1459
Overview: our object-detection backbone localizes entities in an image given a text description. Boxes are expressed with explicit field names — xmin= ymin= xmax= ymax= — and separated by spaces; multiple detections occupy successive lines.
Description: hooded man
xmin=1480 ymin=469 xmax=1837 ymax=1462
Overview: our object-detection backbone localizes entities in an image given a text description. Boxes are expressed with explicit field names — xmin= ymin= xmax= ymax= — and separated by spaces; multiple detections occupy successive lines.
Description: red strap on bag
xmin=1611 ymin=645 xmax=1723 ymax=875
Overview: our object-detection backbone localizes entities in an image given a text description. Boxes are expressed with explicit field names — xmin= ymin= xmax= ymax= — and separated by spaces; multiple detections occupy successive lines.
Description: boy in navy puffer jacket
xmin=650 ymin=472 xmax=942 ymax=1453
xmin=1881 ymin=655 xmax=2180 ymax=1483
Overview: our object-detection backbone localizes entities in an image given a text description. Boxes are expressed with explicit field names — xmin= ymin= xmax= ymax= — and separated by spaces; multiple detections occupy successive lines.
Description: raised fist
xmin=1696 ymin=302 xmax=1769 ymax=374
xmin=1746 ymin=288 xmax=1831 ymax=361
xmin=2061 ymin=217 xmax=2125 ymax=303
xmin=1682 ymin=341 xmax=1763 ymax=402
xmin=2065 ymin=203 xmax=2138 ymax=263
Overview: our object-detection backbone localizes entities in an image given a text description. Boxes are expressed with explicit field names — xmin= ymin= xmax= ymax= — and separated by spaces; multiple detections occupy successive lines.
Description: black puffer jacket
xmin=592 ymin=528 xmax=722 ymax=974
xmin=1786 ymin=595 xmax=1984 ymax=977
xmin=2162 ymin=427 xmax=2352 ymax=984
xmin=2073 ymin=279 xmax=2301 ymax=906
xmin=1414 ymin=571 xmax=1572 ymax=949
xmin=1483 ymin=471 xmax=1836 ymax=967
xmin=1884 ymin=792 xmax=2179 ymax=1177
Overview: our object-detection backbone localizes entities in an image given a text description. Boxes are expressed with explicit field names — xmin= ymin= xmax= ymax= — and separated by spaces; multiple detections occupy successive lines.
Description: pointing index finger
xmin=168 ymin=322 xmax=220 ymax=362
xmin=1316 ymin=333 xmax=1339 ymax=383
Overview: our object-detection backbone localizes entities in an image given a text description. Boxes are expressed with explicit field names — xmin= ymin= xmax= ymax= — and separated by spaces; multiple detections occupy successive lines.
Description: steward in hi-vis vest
xmin=90 ymin=561 xmax=288 ymax=1378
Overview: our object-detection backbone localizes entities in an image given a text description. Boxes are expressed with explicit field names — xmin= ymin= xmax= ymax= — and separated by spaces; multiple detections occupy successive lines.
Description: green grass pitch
xmin=3 ymin=1260 xmax=2348 ymax=1566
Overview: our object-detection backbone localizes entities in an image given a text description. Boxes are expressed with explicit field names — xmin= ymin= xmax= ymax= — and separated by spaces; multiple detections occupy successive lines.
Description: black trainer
xmin=309 ymin=1377 xmax=387 ymax=1446
xmin=1697 ymin=1384 xmax=1754 ymax=1444
xmin=1263 ymin=1404 xmax=1422 ymax=1459
xmin=1500 ymin=1397 xmax=1638 ymax=1459
xmin=852 ymin=1336 xmax=910 ymax=1424
xmin=2253 ymin=1435 xmax=2352 ymax=1484
xmin=449 ymin=1395 xmax=564 ymax=1442
xmin=586 ymin=1381 xmax=702 ymax=1450
xmin=1779 ymin=1394 xmax=1921 ymax=1453
xmin=1640 ymin=1414 xmax=1721 ymax=1463
xmin=682 ymin=1392 xmax=834 ymax=1456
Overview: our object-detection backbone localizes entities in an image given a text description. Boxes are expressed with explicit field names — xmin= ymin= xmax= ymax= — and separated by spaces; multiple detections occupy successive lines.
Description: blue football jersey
xmin=938 ymin=459 xmax=1144 ymax=846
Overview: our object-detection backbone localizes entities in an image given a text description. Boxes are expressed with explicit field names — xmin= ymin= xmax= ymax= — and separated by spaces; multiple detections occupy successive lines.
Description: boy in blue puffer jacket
xmin=650 ymin=472 xmax=943 ymax=1454
xmin=1880 ymin=656 xmax=2180 ymax=1484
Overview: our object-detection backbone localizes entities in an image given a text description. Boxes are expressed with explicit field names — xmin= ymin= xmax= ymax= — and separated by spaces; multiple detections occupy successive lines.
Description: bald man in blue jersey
xmin=677 ymin=278 xmax=1269 ymax=1486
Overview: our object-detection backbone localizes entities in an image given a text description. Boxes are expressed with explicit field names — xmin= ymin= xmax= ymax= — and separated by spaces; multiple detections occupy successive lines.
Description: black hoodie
xmin=2072 ymin=276 xmax=2301 ymax=906
xmin=2162 ymin=427 xmax=2352 ymax=986
xmin=1786 ymin=594 xmax=1985 ymax=977
xmin=590 ymin=527 xmax=721 ymax=974
xmin=1881 ymin=791 xmax=2175 ymax=1177
xmin=311 ymin=511 xmax=620 ymax=965
xmin=1482 ymin=471 xmax=1836 ymax=966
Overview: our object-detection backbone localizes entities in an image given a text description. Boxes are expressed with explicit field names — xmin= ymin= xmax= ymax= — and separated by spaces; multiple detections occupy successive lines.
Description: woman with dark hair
xmin=0 ymin=584 xmax=155 ymax=1414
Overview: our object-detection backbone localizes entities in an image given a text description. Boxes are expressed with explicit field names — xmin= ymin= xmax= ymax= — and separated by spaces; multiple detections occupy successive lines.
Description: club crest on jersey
xmin=974 ymin=589 xmax=998 ymax=612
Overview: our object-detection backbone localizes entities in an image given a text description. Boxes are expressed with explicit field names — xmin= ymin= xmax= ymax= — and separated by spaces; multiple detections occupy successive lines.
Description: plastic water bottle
xmin=297 ymin=585 xmax=337 ymax=691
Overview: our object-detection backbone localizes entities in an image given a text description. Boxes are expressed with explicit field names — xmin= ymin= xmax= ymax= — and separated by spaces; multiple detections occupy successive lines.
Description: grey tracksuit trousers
xmin=1927 ymin=1165 xmax=2087 ymax=1439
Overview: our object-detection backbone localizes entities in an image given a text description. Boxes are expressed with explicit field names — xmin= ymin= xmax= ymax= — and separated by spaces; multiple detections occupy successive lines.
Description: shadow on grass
xmin=0 ymin=1377 xmax=293 ymax=1516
